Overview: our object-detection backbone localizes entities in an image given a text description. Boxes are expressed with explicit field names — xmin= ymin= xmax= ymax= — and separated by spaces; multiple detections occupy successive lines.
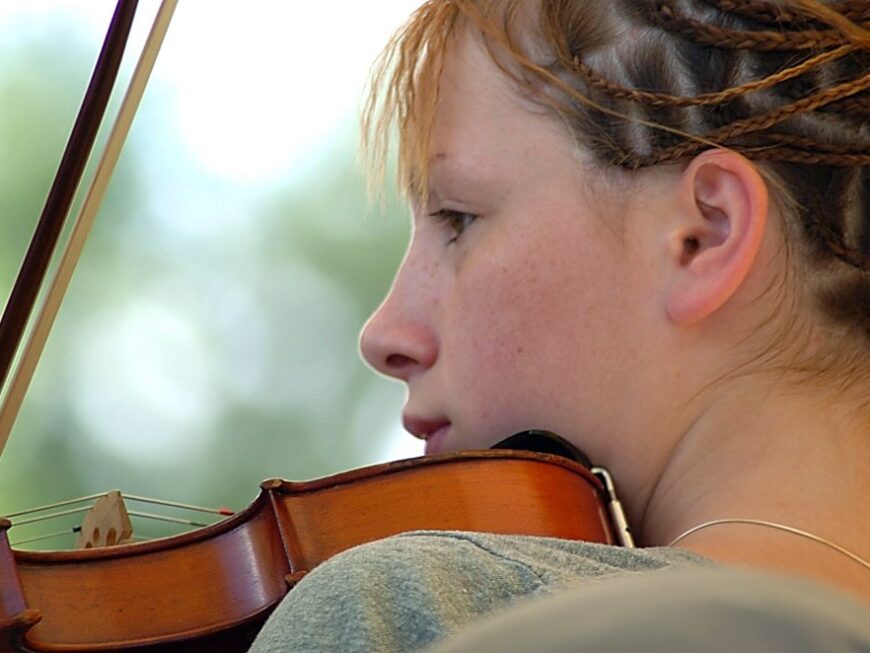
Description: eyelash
xmin=428 ymin=209 xmax=478 ymax=244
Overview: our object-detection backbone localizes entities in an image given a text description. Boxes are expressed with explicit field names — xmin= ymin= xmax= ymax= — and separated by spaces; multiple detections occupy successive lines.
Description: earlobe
xmin=664 ymin=150 xmax=769 ymax=326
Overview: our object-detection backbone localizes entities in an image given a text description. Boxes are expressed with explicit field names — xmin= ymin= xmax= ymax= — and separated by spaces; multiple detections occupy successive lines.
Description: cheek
xmin=444 ymin=219 xmax=624 ymax=439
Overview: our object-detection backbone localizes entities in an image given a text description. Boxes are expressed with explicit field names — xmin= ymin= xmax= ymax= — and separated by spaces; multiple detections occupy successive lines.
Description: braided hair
xmin=364 ymin=0 xmax=870 ymax=374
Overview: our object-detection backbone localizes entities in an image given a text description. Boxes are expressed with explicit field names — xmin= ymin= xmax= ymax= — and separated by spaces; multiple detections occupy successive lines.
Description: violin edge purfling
xmin=0 ymin=446 xmax=623 ymax=652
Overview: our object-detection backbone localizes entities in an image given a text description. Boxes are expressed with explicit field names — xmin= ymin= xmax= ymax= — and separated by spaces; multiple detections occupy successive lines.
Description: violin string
xmin=11 ymin=527 xmax=82 ymax=547
xmin=4 ymin=490 xmax=233 ymax=521
xmin=126 ymin=511 xmax=210 ymax=529
xmin=3 ymin=492 xmax=110 ymax=518
xmin=8 ymin=505 xmax=214 ymax=530
xmin=8 ymin=506 xmax=93 ymax=527
xmin=123 ymin=494 xmax=234 ymax=515
xmin=11 ymin=527 xmax=153 ymax=548
xmin=9 ymin=510 xmax=210 ymax=549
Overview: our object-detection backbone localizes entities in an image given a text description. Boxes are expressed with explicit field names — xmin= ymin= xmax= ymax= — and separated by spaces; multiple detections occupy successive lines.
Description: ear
xmin=664 ymin=149 xmax=769 ymax=326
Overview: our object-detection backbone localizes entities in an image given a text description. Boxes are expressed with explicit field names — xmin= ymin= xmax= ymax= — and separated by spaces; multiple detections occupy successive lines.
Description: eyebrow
xmin=408 ymin=150 xmax=492 ymax=204
xmin=405 ymin=153 xmax=447 ymax=203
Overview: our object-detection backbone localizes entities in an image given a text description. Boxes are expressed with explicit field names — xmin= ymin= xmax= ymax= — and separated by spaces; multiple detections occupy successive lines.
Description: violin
xmin=0 ymin=3 xmax=634 ymax=651
xmin=0 ymin=432 xmax=632 ymax=652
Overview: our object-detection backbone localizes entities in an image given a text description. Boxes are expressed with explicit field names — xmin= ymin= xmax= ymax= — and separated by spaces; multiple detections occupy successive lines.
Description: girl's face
xmin=360 ymin=32 xmax=665 ymax=467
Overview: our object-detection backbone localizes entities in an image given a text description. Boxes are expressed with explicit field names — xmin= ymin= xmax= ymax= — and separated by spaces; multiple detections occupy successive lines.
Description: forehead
xmin=436 ymin=30 xmax=523 ymax=129
xmin=425 ymin=31 xmax=576 ymax=188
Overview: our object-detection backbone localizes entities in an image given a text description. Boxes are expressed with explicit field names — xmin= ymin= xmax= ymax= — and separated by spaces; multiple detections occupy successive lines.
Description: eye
xmin=428 ymin=209 xmax=478 ymax=245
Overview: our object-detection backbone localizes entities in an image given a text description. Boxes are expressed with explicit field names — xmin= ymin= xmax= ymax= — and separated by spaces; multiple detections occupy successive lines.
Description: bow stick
xmin=0 ymin=0 xmax=138 ymax=395
xmin=0 ymin=0 xmax=178 ymax=457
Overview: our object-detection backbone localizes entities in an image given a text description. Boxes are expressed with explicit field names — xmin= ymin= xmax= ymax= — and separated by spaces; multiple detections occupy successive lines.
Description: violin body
xmin=0 ymin=448 xmax=618 ymax=652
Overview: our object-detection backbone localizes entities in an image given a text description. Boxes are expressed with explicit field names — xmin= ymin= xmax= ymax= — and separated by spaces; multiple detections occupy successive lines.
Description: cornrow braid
xmin=651 ymin=0 xmax=854 ymax=50
xmin=763 ymin=132 xmax=870 ymax=155
xmin=554 ymin=0 xmax=870 ymax=278
xmin=822 ymin=93 xmax=870 ymax=117
xmin=627 ymin=70 xmax=870 ymax=166
xmin=608 ymin=0 xmax=870 ymax=280
xmin=822 ymin=233 xmax=870 ymax=270
xmin=738 ymin=146 xmax=870 ymax=166
xmin=571 ymin=44 xmax=856 ymax=108
xmin=699 ymin=0 xmax=870 ymax=26
xmin=790 ymin=167 xmax=870 ymax=272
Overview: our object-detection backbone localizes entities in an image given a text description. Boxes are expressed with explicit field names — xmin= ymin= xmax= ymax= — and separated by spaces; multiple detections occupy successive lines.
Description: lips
xmin=402 ymin=415 xmax=451 ymax=455
xmin=424 ymin=424 xmax=450 ymax=455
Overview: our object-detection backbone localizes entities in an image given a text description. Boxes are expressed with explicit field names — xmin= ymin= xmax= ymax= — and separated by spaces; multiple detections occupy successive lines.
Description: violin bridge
xmin=75 ymin=490 xmax=133 ymax=549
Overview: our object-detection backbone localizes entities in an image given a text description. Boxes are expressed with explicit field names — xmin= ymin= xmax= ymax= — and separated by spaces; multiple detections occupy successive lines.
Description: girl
xmin=252 ymin=0 xmax=870 ymax=650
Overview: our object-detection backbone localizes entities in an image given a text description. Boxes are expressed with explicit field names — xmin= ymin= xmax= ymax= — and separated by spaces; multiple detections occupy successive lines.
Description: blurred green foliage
xmin=0 ymin=5 xmax=412 ymax=549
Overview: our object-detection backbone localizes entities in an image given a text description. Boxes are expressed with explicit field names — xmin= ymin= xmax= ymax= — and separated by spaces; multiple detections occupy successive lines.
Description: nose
xmin=360 ymin=220 xmax=442 ymax=381
xmin=359 ymin=288 xmax=439 ymax=382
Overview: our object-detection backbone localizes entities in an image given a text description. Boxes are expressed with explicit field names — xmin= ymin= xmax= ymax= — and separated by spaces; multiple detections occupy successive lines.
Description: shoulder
xmin=301 ymin=530 xmax=713 ymax=595
xmin=249 ymin=531 xmax=713 ymax=653
xmin=429 ymin=568 xmax=870 ymax=653
xmin=249 ymin=531 xmax=546 ymax=652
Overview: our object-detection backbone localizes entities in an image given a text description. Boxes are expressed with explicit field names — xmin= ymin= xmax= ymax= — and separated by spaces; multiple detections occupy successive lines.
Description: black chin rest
xmin=490 ymin=430 xmax=592 ymax=469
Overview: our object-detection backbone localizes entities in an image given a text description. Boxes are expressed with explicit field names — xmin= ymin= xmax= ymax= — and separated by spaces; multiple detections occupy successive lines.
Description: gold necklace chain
xmin=668 ymin=518 xmax=870 ymax=571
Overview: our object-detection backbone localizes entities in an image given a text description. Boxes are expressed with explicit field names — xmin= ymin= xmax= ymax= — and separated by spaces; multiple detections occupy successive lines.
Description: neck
xmin=641 ymin=377 xmax=870 ymax=602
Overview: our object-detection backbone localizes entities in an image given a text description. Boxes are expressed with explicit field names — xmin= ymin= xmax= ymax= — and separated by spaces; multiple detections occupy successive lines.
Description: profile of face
xmin=355 ymin=1 xmax=870 ymax=578
xmin=360 ymin=30 xmax=676 ymax=470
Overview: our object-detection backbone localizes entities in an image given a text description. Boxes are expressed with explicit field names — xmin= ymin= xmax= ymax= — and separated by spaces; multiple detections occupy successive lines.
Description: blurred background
xmin=0 ymin=1 xmax=422 ymax=548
